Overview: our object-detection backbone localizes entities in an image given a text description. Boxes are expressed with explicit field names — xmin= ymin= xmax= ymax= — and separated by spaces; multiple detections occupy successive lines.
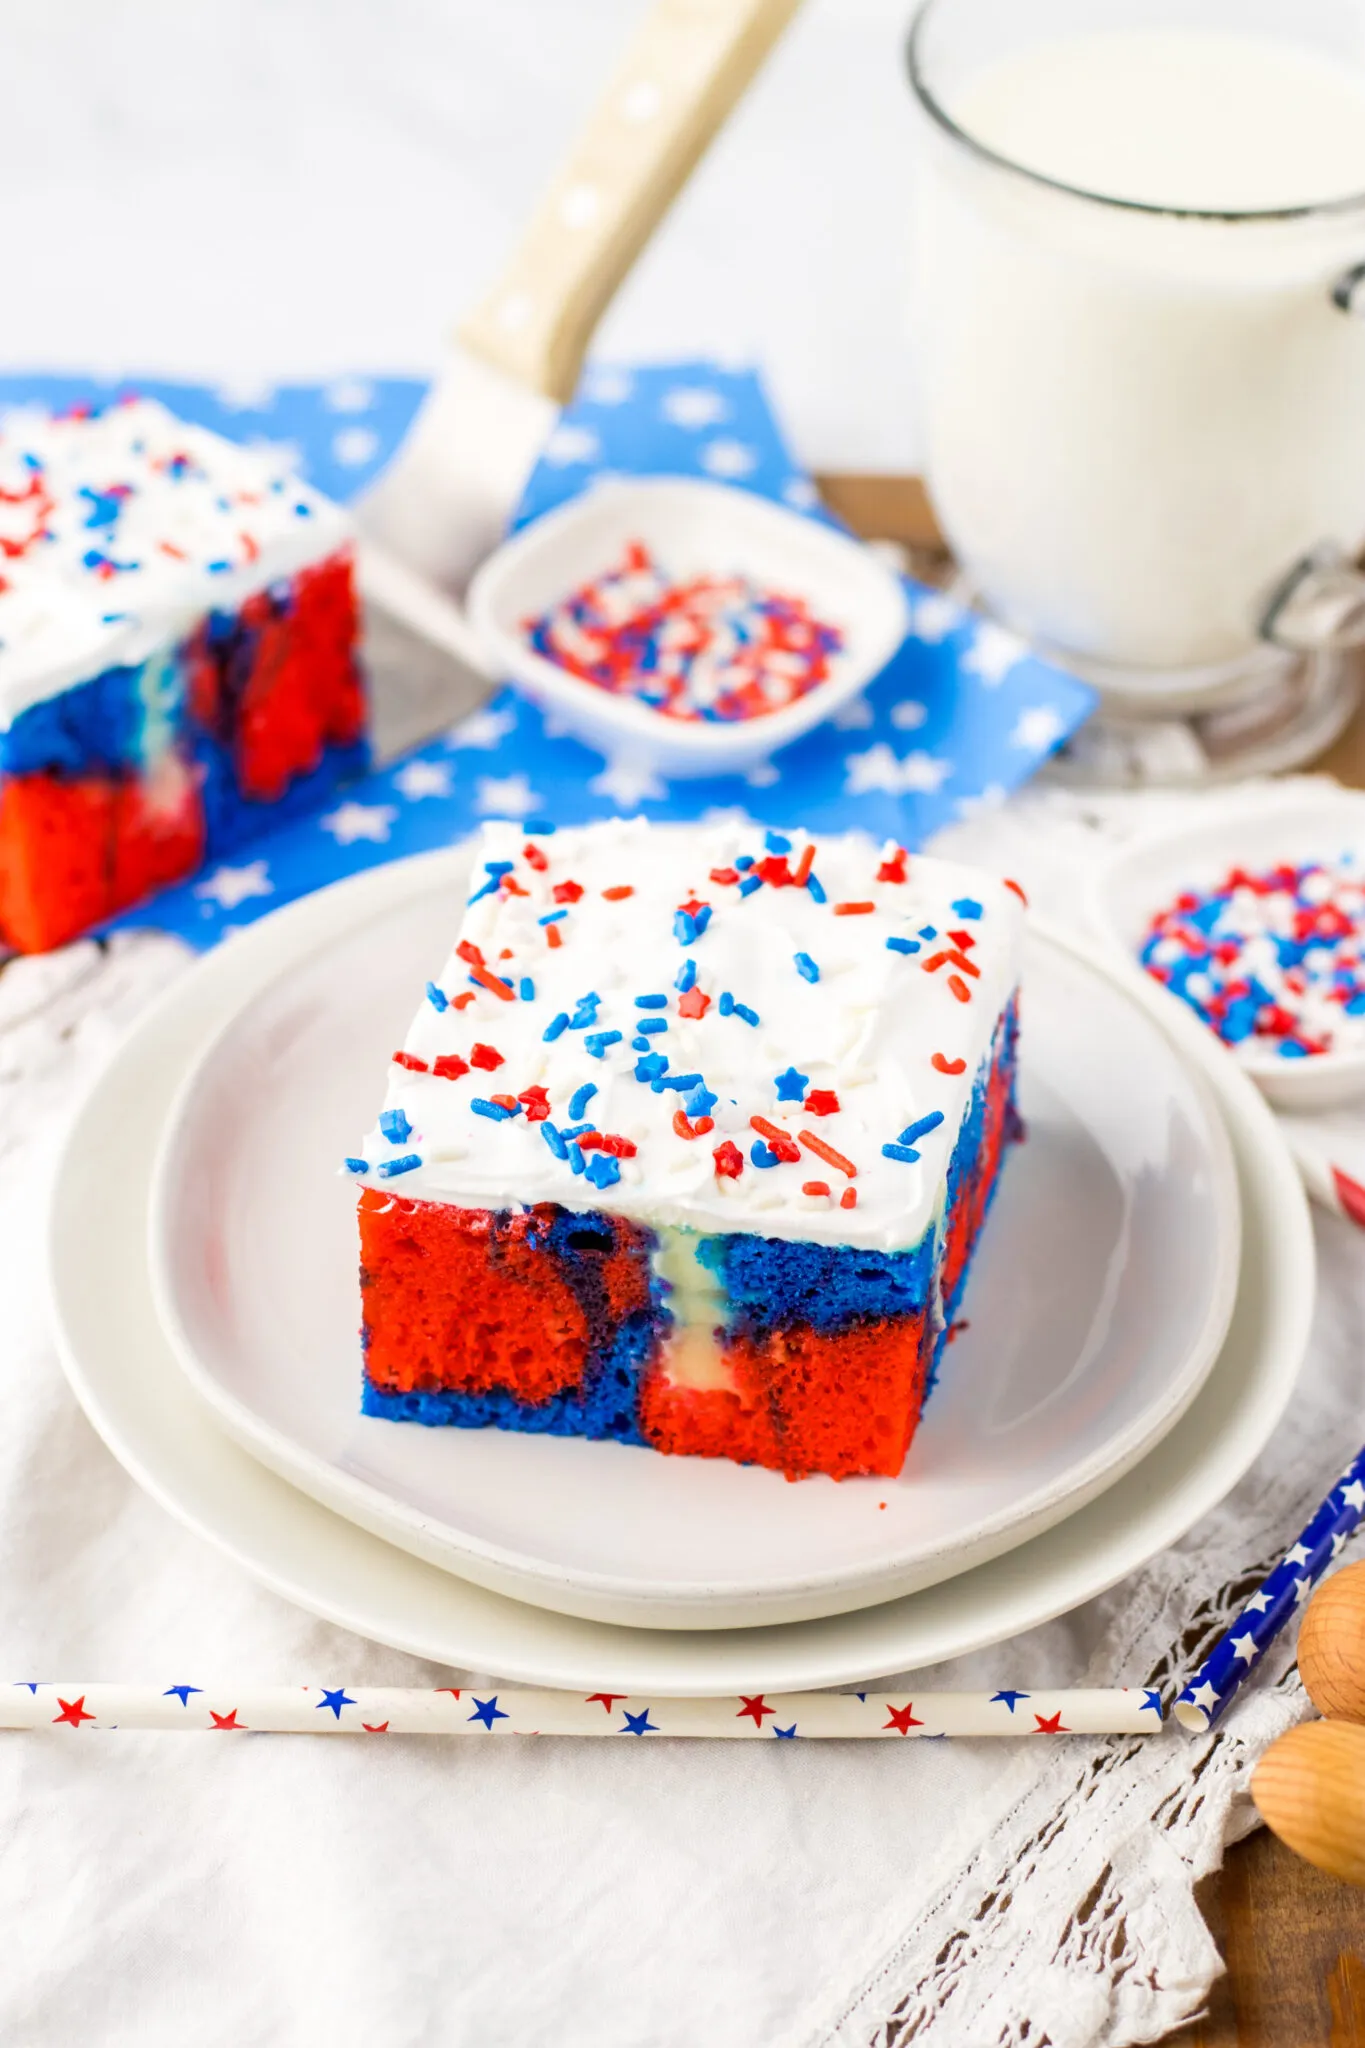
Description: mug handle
xmin=1260 ymin=541 xmax=1365 ymax=651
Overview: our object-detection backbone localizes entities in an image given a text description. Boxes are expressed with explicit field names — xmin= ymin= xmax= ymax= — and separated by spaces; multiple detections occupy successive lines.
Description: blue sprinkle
xmin=764 ymin=831 xmax=791 ymax=854
xmin=952 ymin=897 xmax=983 ymax=919
xmin=1279 ymin=1040 xmax=1310 ymax=1059
xmin=750 ymin=1141 xmax=780 ymax=1169
xmin=774 ymin=1066 xmax=808 ymax=1102
xmin=635 ymin=993 xmax=669 ymax=1009
xmin=635 ymin=1053 xmax=670 ymax=1083
xmin=659 ymin=1072 xmax=702 ymax=1092
xmin=675 ymin=959 xmax=697 ymax=993
xmin=538 ymin=910 xmax=568 ymax=926
xmin=673 ymin=911 xmax=697 ymax=944
xmin=718 ymin=991 xmax=735 ymax=1016
xmin=632 ymin=1035 xmax=652 ymax=1051
xmin=343 ymin=1158 xmax=369 ymax=1175
xmin=523 ymin=817 xmax=557 ymax=835
xmin=484 ymin=860 xmax=514 ymax=877
xmin=886 ymin=936 xmax=921 ymax=956
xmin=919 ymin=925 xmax=937 ymax=940
xmin=685 ymin=1084 xmax=717 ymax=1116
xmin=738 ymin=874 xmax=763 ymax=898
xmin=881 ymin=1142 xmax=922 ymax=1165
xmin=636 ymin=1017 xmax=667 ymax=1035
xmin=376 ymin=1152 xmax=422 ymax=1177
xmin=567 ymin=1141 xmax=586 ymax=1176
xmin=425 ymin=980 xmax=449 ymax=1011
xmin=471 ymin=1098 xmax=512 ymax=1121
xmin=543 ymin=1012 xmax=570 ymax=1042
xmin=734 ymin=855 xmax=755 ymax=872
xmin=541 ymin=1122 xmax=568 ymax=1160
xmin=466 ymin=876 xmax=500 ymax=904
xmin=695 ymin=905 xmax=713 ymax=936
xmin=560 ymin=1124 xmax=596 ymax=1141
xmin=733 ymin=1002 xmax=760 ymax=1027
xmin=584 ymin=1030 xmax=623 ymax=1058
xmin=569 ymin=994 xmax=601 ymax=1029
xmin=806 ymin=873 xmax=827 ymax=904
xmin=794 ymin=952 xmax=820 ymax=983
xmin=518 ymin=977 xmax=535 ymax=1001
xmin=585 ymin=1152 xmax=621 ymax=1190
xmin=568 ymin=1083 xmax=597 ymax=1121
xmin=899 ymin=1111 xmax=946 ymax=1146
xmin=379 ymin=1109 xmax=412 ymax=1145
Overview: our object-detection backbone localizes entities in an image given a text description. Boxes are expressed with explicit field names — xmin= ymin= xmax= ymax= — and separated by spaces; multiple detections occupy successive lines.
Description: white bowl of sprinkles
xmin=1089 ymin=784 xmax=1365 ymax=1112
xmin=466 ymin=475 xmax=909 ymax=776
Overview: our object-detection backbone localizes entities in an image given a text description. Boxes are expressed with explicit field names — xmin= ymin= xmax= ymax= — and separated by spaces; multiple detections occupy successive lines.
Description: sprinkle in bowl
xmin=1088 ymin=784 xmax=1365 ymax=1111
xmin=466 ymin=475 xmax=909 ymax=776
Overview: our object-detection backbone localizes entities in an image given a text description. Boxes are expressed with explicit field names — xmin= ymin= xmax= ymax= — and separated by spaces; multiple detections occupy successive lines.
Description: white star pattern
xmin=582 ymin=367 xmax=633 ymax=406
xmin=890 ymin=699 xmax=928 ymax=731
xmin=324 ymin=377 xmax=375 ymax=413
xmin=194 ymin=860 xmax=273 ymax=909
xmin=963 ymin=621 xmax=1027 ymax=685
xmin=1332 ymin=1531 xmax=1349 ymax=1556
xmin=321 ymin=802 xmax=397 ymax=845
xmin=1292 ymin=1574 xmax=1313 ymax=1605
xmin=700 ymin=438 xmax=757 ymax=480
xmin=1285 ymin=1543 xmax=1312 ymax=1568
xmin=1188 ymin=1681 xmax=1219 ymax=1713
xmin=831 ymin=695 xmax=875 ymax=731
xmin=1243 ymin=1589 xmax=1274 ymax=1615
xmin=589 ymin=757 xmax=668 ymax=807
xmin=782 ymin=477 xmax=819 ymax=511
xmin=844 ymin=743 xmax=952 ymax=797
xmin=543 ymin=423 xmax=601 ymax=467
xmin=474 ymin=773 xmax=542 ymax=817
xmin=333 ymin=426 xmax=379 ymax=468
xmin=1011 ymin=705 xmax=1067 ymax=752
xmin=907 ymin=592 xmax=963 ymax=643
xmin=1342 ymin=1479 xmax=1365 ymax=1511
xmin=447 ymin=704 xmax=518 ymax=750
xmin=1230 ymin=1633 xmax=1259 ymax=1664
xmin=661 ymin=386 xmax=728 ymax=429
xmin=393 ymin=759 xmax=453 ymax=800
xmin=746 ymin=760 xmax=781 ymax=789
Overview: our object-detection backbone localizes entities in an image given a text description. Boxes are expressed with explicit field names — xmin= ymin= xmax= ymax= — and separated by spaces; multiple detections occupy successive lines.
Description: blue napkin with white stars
xmin=0 ymin=363 xmax=1096 ymax=948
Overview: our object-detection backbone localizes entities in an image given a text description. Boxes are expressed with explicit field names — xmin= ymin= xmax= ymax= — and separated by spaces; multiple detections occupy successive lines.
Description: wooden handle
xmin=459 ymin=0 xmax=802 ymax=404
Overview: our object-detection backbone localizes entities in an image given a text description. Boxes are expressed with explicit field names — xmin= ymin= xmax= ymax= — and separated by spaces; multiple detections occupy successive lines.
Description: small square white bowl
xmin=465 ymin=475 xmax=909 ymax=777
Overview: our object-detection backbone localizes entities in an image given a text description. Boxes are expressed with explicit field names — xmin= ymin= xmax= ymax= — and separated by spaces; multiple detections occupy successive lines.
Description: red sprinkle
xmin=946 ymin=928 xmax=976 ymax=951
xmin=750 ymin=1116 xmax=801 ymax=1162
xmin=469 ymin=1043 xmax=504 ymax=1071
xmin=470 ymin=964 xmax=516 ymax=1001
xmin=947 ymin=973 xmax=971 ymax=1004
xmin=713 ymin=1140 xmax=744 ymax=1179
xmin=577 ymin=1132 xmax=638 ymax=1157
xmin=602 ymin=885 xmax=634 ymax=901
xmin=709 ymin=867 xmax=740 ymax=885
xmin=490 ymin=1093 xmax=520 ymax=1113
xmin=456 ymin=939 xmax=484 ymax=967
xmin=803 ymin=1089 xmax=839 ymax=1116
xmin=392 ymin=1051 xmax=428 ymax=1073
xmin=522 ymin=842 xmax=549 ymax=872
xmin=1004 ymin=877 xmax=1028 ymax=905
xmin=757 ymin=855 xmax=792 ymax=887
xmin=672 ymin=1110 xmax=714 ymax=1140
xmin=840 ymin=1187 xmax=858 ymax=1209
xmin=799 ymin=1130 xmax=856 ymax=1178
xmin=433 ymin=1054 xmax=469 ymax=1081
xmin=802 ymin=1180 xmax=830 ymax=1197
xmin=546 ymin=925 xmax=563 ymax=949
xmin=791 ymin=842 xmax=816 ymax=888
xmin=931 ymin=1053 xmax=966 ymax=1076
xmin=877 ymin=847 xmax=908 ymax=884
xmin=451 ymin=992 xmax=476 ymax=1010
xmin=517 ymin=1085 xmax=551 ymax=1123
xmin=676 ymin=985 xmax=711 ymax=1020
xmin=833 ymin=901 xmax=875 ymax=916
xmin=501 ymin=876 xmax=529 ymax=897
xmin=553 ymin=880 xmax=584 ymax=903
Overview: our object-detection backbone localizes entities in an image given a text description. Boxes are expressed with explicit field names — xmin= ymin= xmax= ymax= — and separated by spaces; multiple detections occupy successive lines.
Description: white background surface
xmin=0 ymin=0 xmax=922 ymax=471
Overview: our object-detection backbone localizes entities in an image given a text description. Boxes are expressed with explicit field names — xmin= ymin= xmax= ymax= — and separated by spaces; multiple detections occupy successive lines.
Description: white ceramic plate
xmin=142 ymin=849 xmax=1240 ymax=1631
xmin=1088 ymin=784 xmax=1365 ymax=1112
xmin=46 ymin=855 xmax=1314 ymax=1690
xmin=466 ymin=476 xmax=909 ymax=775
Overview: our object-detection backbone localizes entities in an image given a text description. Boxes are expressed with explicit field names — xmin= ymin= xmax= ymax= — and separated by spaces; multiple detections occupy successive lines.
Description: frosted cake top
xmin=351 ymin=818 xmax=1024 ymax=1253
xmin=0 ymin=397 xmax=351 ymax=725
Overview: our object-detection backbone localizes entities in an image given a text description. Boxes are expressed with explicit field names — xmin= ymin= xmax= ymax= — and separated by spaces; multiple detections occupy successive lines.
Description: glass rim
xmin=905 ymin=0 xmax=1365 ymax=224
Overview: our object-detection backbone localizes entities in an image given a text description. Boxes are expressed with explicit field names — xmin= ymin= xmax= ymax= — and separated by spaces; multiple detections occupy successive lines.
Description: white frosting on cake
xmin=351 ymin=818 xmax=1023 ymax=1252
xmin=0 ymin=398 xmax=351 ymax=725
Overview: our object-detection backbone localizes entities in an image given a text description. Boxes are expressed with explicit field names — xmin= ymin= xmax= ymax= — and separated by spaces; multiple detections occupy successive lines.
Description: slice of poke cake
xmin=349 ymin=819 xmax=1024 ymax=1480
xmin=0 ymin=396 xmax=365 ymax=953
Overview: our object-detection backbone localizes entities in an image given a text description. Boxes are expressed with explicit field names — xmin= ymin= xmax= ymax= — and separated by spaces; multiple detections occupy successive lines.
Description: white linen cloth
xmin=0 ymin=779 xmax=1354 ymax=2048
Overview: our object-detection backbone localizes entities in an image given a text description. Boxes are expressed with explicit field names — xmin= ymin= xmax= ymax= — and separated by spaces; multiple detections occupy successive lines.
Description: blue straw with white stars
xmin=1174 ymin=1444 xmax=1365 ymax=1734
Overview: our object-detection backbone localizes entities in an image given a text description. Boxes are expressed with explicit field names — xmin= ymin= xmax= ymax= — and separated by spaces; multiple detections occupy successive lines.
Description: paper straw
xmin=1174 ymin=1445 xmax=1365 ymax=1734
xmin=0 ymin=1685 xmax=1163 ymax=1740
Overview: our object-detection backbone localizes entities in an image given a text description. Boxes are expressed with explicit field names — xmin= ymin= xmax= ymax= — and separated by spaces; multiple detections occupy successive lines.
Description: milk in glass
xmin=914 ymin=29 xmax=1365 ymax=676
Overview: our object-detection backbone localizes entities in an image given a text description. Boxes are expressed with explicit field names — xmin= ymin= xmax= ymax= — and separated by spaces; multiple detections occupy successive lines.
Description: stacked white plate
xmin=48 ymin=846 xmax=1315 ymax=1693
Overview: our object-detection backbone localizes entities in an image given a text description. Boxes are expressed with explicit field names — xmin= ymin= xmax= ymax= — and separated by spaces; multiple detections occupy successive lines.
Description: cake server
xmin=353 ymin=0 xmax=803 ymax=663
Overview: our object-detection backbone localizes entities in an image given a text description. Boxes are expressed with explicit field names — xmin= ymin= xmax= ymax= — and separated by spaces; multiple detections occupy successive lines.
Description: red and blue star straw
xmin=1174 ymin=1444 xmax=1365 ymax=1733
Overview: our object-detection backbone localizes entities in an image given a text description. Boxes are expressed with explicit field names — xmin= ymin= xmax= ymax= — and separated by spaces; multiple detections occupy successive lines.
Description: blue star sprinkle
xmin=951 ymin=897 xmax=983 ymax=919
xmin=316 ymin=1688 xmax=355 ymax=1720
xmin=378 ymin=1108 xmax=411 ymax=1145
xmin=468 ymin=1696 xmax=509 ymax=1730
xmin=774 ymin=1066 xmax=808 ymax=1102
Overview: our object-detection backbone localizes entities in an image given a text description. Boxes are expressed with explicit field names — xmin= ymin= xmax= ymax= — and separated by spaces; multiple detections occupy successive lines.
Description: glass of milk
xmin=907 ymin=0 xmax=1365 ymax=777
